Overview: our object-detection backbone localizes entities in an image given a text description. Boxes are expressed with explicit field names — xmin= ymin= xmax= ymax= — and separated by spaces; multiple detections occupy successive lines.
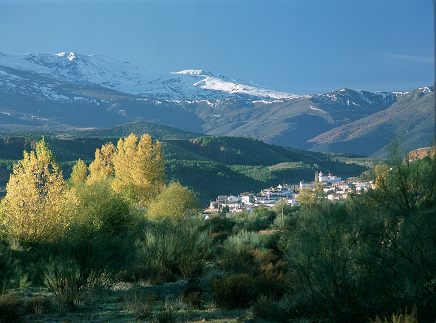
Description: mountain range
xmin=0 ymin=51 xmax=434 ymax=157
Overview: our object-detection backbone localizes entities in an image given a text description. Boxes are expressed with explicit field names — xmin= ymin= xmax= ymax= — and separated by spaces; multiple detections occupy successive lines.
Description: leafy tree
xmin=369 ymin=140 xmax=435 ymax=215
xmin=68 ymin=158 xmax=88 ymax=187
xmin=86 ymin=133 xmax=165 ymax=206
xmin=111 ymin=133 xmax=165 ymax=205
xmin=1 ymin=138 xmax=76 ymax=244
xmin=71 ymin=180 xmax=133 ymax=236
xmin=147 ymin=182 xmax=202 ymax=221
xmin=87 ymin=142 xmax=115 ymax=185
xmin=297 ymin=183 xmax=325 ymax=210
xmin=374 ymin=163 xmax=389 ymax=189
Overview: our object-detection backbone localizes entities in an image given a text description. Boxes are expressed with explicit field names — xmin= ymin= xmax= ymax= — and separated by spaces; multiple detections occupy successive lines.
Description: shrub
xmin=252 ymin=205 xmax=277 ymax=223
xmin=135 ymin=220 xmax=214 ymax=284
xmin=369 ymin=307 xmax=418 ymax=323
xmin=256 ymin=254 xmax=289 ymax=299
xmin=44 ymin=231 xmax=131 ymax=310
xmin=251 ymin=295 xmax=289 ymax=323
xmin=0 ymin=293 xmax=22 ymax=323
xmin=281 ymin=195 xmax=436 ymax=322
xmin=23 ymin=296 xmax=54 ymax=315
xmin=0 ymin=244 xmax=21 ymax=291
xmin=124 ymin=291 xmax=155 ymax=321
xmin=222 ymin=230 xmax=266 ymax=254
xmin=273 ymin=214 xmax=293 ymax=229
xmin=180 ymin=284 xmax=204 ymax=309
xmin=72 ymin=180 xmax=133 ymax=236
xmin=219 ymin=248 xmax=259 ymax=275
xmin=202 ymin=214 xmax=235 ymax=234
xmin=212 ymin=273 xmax=258 ymax=309
xmin=146 ymin=182 xmax=202 ymax=221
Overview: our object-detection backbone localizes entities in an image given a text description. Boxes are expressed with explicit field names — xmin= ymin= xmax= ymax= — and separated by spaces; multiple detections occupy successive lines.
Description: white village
xmin=205 ymin=171 xmax=374 ymax=216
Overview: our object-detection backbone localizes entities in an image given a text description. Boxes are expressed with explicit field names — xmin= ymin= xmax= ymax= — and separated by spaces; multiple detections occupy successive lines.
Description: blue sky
xmin=0 ymin=0 xmax=433 ymax=95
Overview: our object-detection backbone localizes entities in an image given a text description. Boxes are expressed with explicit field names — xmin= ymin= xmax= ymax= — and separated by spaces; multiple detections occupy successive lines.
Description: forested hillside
xmin=0 ymin=126 xmax=375 ymax=204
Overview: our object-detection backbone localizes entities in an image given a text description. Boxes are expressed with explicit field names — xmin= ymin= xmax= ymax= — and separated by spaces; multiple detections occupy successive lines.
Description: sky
xmin=0 ymin=0 xmax=434 ymax=95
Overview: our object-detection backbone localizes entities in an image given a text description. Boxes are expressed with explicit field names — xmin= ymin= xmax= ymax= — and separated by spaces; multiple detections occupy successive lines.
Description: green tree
xmin=72 ymin=180 xmax=132 ymax=236
xmin=297 ymin=183 xmax=325 ymax=210
xmin=369 ymin=140 xmax=435 ymax=215
xmin=1 ymin=138 xmax=76 ymax=244
xmin=68 ymin=158 xmax=88 ymax=187
xmin=147 ymin=182 xmax=202 ymax=221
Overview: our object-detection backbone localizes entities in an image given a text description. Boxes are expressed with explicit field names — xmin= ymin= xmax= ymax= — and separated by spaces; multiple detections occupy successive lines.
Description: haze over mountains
xmin=0 ymin=51 xmax=434 ymax=157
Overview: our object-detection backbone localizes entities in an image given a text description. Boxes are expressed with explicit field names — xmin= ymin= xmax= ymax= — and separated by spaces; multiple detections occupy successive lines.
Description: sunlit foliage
xmin=68 ymin=158 xmax=88 ymax=187
xmin=87 ymin=142 xmax=115 ymax=185
xmin=1 ymin=138 xmax=76 ymax=244
xmin=147 ymin=182 xmax=202 ymax=220
xmin=111 ymin=133 xmax=165 ymax=206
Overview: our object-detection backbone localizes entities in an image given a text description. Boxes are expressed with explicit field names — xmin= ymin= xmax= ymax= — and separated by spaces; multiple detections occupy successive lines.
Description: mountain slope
xmin=307 ymin=87 xmax=435 ymax=157
xmin=0 ymin=52 xmax=297 ymax=100
xmin=1 ymin=51 xmax=433 ymax=156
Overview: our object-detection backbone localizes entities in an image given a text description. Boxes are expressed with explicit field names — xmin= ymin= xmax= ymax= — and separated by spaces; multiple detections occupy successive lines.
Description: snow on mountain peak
xmin=173 ymin=69 xmax=205 ymax=76
xmin=55 ymin=52 xmax=77 ymax=61
xmin=0 ymin=51 xmax=299 ymax=100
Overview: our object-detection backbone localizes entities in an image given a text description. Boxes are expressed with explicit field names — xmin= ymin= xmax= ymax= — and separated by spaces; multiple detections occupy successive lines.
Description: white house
xmin=240 ymin=195 xmax=255 ymax=204
xmin=318 ymin=171 xmax=341 ymax=183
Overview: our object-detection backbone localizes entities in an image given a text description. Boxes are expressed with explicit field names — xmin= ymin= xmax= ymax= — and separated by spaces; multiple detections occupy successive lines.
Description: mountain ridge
xmin=0 ymin=51 xmax=434 ymax=157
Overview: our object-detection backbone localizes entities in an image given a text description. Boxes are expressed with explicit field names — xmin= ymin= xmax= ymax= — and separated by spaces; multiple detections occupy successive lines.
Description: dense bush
xmin=0 ymin=244 xmax=23 ymax=290
xmin=71 ymin=180 xmax=134 ymax=236
xmin=212 ymin=273 xmax=259 ymax=309
xmin=279 ymin=151 xmax=436 ymax=323
xmin=44 ymin=231 xmax=132 ymax=310
xmin=0 ymin=294 xmax=22 ymax=323
xmin=135 ymin=219 xmax=215 ymax=284
xmin=222 ymin=230 xmax=267 ymax=254
xmin=202 ymin=214 xmax=235 ymax=234
xmin=251 ymin=295 xmax=289 ymax=322
xmin=147 ymin=182 xmax=202 ymax=221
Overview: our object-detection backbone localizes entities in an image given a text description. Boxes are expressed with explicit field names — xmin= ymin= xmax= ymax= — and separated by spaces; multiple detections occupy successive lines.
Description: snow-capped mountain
xmin=0 ymin=52 xmax=298 ymax=100
xmin=0 ymin=51 xmax=433 ymax=157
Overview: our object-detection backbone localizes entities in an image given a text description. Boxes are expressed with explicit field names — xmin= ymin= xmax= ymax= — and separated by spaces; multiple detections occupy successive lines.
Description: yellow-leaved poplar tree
xmin=111 ymin=133 xmax=165 ymax=206
xmin=1 ymin=138 xmax=76 ymax=244
xmin=87 ymin=143 xmax=115 ymax=184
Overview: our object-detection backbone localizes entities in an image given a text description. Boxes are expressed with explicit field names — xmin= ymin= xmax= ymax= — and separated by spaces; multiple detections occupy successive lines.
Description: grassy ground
xmin=4 ymin=275 xmax=256 ymax=323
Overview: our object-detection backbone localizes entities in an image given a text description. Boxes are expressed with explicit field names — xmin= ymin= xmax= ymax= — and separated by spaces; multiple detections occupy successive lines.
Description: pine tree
xmin=1 ymin=138 xmax=76 ymax=244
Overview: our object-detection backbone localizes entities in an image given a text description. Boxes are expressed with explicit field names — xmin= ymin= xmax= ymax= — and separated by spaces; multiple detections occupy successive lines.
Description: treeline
xmin=0 ymin=134 xmax=371 ymax=205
